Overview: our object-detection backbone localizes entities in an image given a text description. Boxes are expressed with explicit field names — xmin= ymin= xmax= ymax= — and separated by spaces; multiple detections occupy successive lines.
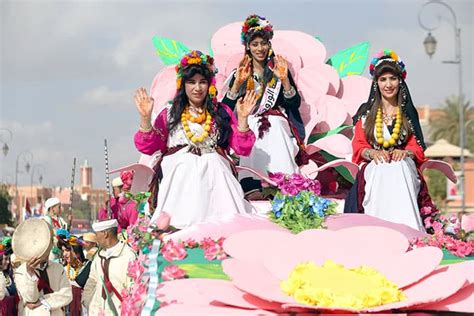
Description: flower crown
xmin=241 ymin=14 xmax=274 ymax=45
xmin=175 ymin=50 xmax=218 ymax=104
xmin=369 ymin=49 xmax=407 ymax=79
xmin=56 ymin=229 xmax=82 ymax=247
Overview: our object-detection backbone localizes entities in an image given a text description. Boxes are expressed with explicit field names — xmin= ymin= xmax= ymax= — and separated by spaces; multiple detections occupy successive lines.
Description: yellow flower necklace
xmin=181 ymin=106 xmax=212 ymax=143
xmin=66 ymin=263 xmax=81 ymax=281
xmin=376 ymin=107 xmax=402 ymax=149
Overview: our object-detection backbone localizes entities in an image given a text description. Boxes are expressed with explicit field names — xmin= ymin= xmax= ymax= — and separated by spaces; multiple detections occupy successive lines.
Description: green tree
xmin=423 ymin=170 xmax=447 ymax=209
xmin=0 ymin=184 xmax=13 ymax=225
xmin=430 ymin=95 xmax=474 ymax=152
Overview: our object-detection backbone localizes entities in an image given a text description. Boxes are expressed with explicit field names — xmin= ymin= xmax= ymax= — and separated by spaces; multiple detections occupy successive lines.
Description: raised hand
xmin=234 ymin=55 xmax=252 ymax=87
xmin=236 ymin=90 xmax=258 ymax=119
xmin=271 ymin=55 xmax=288 ymax=81
xmin=134 ymin=87 xmax=154 ymax=119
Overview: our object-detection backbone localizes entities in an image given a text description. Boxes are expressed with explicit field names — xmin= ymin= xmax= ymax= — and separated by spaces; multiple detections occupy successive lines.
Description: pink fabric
xmin=134 ymin=104 xmax=255 ymax=156
xmin=98 ymin=197 xmax=138 ymax=230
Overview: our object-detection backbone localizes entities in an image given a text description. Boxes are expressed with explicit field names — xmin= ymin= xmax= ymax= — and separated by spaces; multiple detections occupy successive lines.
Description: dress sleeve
xmin=352 ymin=119 xmax=373 ymax=165
xmin=404 ymin=134 xmax=427 ymax=166
xmin=221 ymin=103 xmax=256 ymax=156
xmin=134 ymin=108 xmax=169 ymax=155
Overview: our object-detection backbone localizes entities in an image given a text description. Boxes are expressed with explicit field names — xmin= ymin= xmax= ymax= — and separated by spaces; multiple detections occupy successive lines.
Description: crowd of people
xmin=0 ymin=13 xmax=442 ymax=315
xmin=0 ymin=195 xmax=136 ymax=316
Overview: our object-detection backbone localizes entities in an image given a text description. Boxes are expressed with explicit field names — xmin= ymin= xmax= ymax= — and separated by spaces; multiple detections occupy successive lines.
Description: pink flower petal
xmin=223 ymin=229 xmax=292 ymax=264
xmin=275 ymin=30 xmax=327 ymax=66
xmin=365 ymin=246 xmax=443 ymax=289
xmin=418 ymin=283 xmax=474 ymax=313
xmin=155 ymin=303 xmax=280 ymax=315
xmin=366 ymin=264 xmax=468 ymax=312
xmin=325 ymin=214 xmax=429 ymax=241
xmin=222 ymin=258 xmax=293 ymax=304
xmin=336 ymin=75 xmax=371 ymax=116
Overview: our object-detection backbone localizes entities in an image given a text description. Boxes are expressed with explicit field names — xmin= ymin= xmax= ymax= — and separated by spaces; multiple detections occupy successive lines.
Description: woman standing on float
xmin=134 ymin=50 xmax=257 ymax=228
xmin=221 ymin=14 xmax=304 ymax=199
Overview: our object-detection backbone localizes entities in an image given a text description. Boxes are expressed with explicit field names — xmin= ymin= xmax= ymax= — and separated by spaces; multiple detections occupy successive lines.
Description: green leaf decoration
xmin=307 ymin=125 xmax=352 ymax=145
xmin=320 ymin=151 xmax=354 ymax=184
xmin=152 ymin=36 xmax=190 ymax=65
xmin=314 ymin=35 xmax=324 ymax=43
xmin=326 ymin=42 xmax=370 ymax=78
xmin=208 ymin=41 xmax=214 ymax=57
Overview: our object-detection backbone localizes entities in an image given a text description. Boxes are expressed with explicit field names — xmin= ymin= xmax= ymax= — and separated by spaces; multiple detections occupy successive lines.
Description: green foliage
xmin=268 ymin=191 xmax=337 ymax=233
xmin=0 ymin=184 xmax=12 ymax=225
xmin=430 ymin=96 xmax=474 ymax=152
xmin=326 ymin=42 xmax=370 ymax=78
xmin=424 ymin=169 xmax=447 ymax=207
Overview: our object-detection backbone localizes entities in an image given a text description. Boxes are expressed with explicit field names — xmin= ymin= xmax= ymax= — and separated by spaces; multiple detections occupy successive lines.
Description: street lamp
xmin=15 ymin=150 xmax=34 ymax=222
xmin=423 ymin=32 xmax=437 ymax=58
xmin=30 ymin=164 xmax=45 ymax=199
xmin=0 ymin=128 xmax=12 ymax=157
xmin=418 ymin=0 xmax=465 ymax=213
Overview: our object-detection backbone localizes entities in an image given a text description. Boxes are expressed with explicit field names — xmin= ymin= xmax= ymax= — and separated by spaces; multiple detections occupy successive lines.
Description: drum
xmin=12 ymin=218 xmax=53 ymax=261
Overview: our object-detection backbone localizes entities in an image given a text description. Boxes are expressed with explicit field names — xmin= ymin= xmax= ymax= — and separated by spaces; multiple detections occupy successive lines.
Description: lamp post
xmin=0 ymin=128 xmax=12 ymax=157
xmin=15 ymin=150 xmax=34 ymax=222
xmin=418 ymin=0 xmax=465 ymax=213
xmin=30 ymin=164 xmax=45 ymax=204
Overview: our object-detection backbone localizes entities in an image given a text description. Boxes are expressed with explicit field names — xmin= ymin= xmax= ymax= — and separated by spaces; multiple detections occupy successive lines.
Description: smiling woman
xmin=134 ymin=50 xmax=259 ymax=229
xmin=346 ymin=49 xmax=438 ymax=232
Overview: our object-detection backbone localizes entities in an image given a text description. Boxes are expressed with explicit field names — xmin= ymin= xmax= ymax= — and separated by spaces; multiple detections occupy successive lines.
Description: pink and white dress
xmin=134 ymin=103 xmax=256 ymax=228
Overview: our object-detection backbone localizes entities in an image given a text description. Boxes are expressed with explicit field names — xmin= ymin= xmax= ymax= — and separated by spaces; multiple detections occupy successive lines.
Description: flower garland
xmin=410 ymin=212 xmax=474 ymax=258
xmin=241 ymin=14 xmax=274 ymax=45
xmin=369 ymin=49 xmax=407 ymax=79
xmin=267 ymin=172 xmax=337 ymax=233
xmin=181 ymin=107 xmax=212 ymax=143
xmin=175 ymin=50 xmax=218 ymax=105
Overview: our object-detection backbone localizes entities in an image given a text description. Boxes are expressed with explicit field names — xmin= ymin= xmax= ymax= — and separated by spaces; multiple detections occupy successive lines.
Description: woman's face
xmin=184 ymin=73 xmax=209 ymax=107
xmin=248 ymin=36 xmax=270 ymax=63
xmin=62 ymin=247 xmax=71 ymax=263
xmin=0 ymin=255 xmax=10 ymax=271
xmin=377 ymin=72 xmax=400 ymax=101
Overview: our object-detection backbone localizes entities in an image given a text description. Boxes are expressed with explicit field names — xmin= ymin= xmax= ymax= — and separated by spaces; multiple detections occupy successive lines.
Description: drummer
xmin=13 ymin=218 xmax=72 ymax=315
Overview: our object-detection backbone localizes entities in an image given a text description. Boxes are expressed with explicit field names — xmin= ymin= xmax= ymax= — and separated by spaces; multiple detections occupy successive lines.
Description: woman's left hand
xmin=236 ymin=90 xmax=258 ymax=119
xmin=271 ymin=55 xmax=288 ymax=81
xmin=391 ymin=149 xmax=407 ymax=161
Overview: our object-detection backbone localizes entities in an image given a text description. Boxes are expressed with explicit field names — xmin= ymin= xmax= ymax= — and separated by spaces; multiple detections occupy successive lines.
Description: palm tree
xmin=429 ymin=95 xmax=474 ymax=152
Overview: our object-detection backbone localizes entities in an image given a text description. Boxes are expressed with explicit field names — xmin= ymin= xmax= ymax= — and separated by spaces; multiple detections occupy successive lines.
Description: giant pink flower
xmin=156 ymin=226 xmax=473 ymax=314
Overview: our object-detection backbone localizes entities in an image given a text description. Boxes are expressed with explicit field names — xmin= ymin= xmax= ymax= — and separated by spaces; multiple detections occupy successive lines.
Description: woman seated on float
xmin=134 ymin=50 xmax=257 ymax=228
xmin=347 ymin=49 xmax=433 ymax=231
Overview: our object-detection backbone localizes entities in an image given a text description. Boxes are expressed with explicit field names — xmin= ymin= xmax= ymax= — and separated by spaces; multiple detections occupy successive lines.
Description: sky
xmin=1 ymin=0 xmax=473 ymax=188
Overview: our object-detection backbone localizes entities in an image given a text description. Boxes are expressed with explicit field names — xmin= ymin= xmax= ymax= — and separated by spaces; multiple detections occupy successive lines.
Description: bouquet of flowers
xmin=267 ymin=173 xmax=337 ymax=233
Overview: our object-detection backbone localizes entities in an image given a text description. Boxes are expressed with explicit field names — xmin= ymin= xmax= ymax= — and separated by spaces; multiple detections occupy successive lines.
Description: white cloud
xmin=78 ymin=86 xmax=134 ymax=109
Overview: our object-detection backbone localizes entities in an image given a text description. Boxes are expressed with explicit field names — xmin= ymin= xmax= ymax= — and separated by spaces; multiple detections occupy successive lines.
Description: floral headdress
xmin=175 ymin=50 xmax=218 ymax=104
xmin=369 ymin=49 xmax=407 ymax=80
xmin=241 ymin=14 xmax=274 ymax=45
xmin=0 ymin=237 xmax=12 ymax=256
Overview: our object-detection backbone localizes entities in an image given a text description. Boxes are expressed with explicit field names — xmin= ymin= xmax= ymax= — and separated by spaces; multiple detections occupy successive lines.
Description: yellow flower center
xmin=281 ymin=260 xmax=405 ymax=310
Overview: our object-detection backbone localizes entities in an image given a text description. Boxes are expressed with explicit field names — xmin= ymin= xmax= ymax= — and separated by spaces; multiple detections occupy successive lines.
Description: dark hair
xmin=364 ymin=61 xmax=412 ymax=144
xmin=245 ymin=32 xmax=274 ymax=85
xmin=168 ymin=64 xmax=232 ymax=148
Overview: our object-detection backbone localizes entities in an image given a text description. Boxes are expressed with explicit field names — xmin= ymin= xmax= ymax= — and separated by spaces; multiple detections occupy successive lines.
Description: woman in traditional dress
xmin=134 ymin=50 xmax=257 ymax=228
xmin=221 ymin=14 xmax=305 ymax=199
xmin=0 ymin=237 xmax=18 ymax=315
xmin=348 ymin=49 xmax=432 ymax=231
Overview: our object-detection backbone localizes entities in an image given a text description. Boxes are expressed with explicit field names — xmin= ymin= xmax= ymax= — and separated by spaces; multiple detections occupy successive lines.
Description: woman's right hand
xmin=234 ymin=55 xmax=252 ymax=87
xmin=134 ymin=87 xmax=154 ymax=119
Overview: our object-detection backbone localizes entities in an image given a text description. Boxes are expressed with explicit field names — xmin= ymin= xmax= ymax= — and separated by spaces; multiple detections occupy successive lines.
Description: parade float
xmin=110 ymin=21 xmax=473 ymax=315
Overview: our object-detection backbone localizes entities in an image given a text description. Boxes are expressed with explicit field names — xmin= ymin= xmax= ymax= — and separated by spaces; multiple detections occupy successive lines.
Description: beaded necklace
xmin=375 ymin=107 xmax=402 ymax=149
